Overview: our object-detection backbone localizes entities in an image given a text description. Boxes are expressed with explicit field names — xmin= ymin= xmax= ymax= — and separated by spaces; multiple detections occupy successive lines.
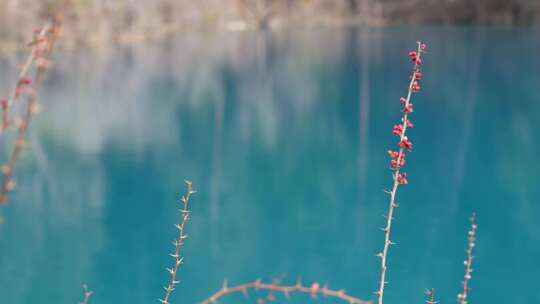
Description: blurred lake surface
xmin=0 ymin=26 xmax=539 ymax=303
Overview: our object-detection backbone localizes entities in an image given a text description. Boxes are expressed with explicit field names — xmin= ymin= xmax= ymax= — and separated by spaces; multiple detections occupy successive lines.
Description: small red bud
xmin=399 ymin=137 xmax=413 ymax=152
xmin=397 ymin=172 xmax=408 ymax=185
xmin=405 ymin=119 xmax=414 ymax=128
xmin=392 ymin=124 xmax=403 ymax=137
xmin=390 ymin=154 xmax=405 ymax=169
xmin=387 ymin=150 xmax=400 ymax=159
xmin=403 ymin=104 xmax=414 ymax=113
xmin=412 ymin=81 xmax=421 ymax=92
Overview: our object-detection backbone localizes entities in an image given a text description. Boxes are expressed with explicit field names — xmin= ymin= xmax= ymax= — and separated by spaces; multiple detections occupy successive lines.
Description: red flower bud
xmin=412 ymin=81 xmax=421 ymax=92
xmin=392 ymin=124 xmax=403 ymax=136
xmin=399 ymin=97 xmax=407 ymax=103
xmin=391 ymin=154 xmax=405 ymax=169
xmin=399 ymin=137 xmax=412 ymax=151
xmin=405 ymin=119 xmax=414 ymax=128
xmin=397 ymin=172 xmax=408 ymax=185
xmin=387 ymin=150 xmax=399 ymax=158
xmin=403 ymin=104 xmax=414 ymax=113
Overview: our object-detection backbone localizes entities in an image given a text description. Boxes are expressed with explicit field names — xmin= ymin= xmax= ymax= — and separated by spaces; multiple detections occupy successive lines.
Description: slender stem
xmin=200 ymin=279 xmax=370 ymax=304
xmin=376 ymin=41 xmax=424 ymax=304
xmin=0 ymin=15 xmax=61 ymax=204
xmin=0 ymin=24 xmax=52 ymax=134
xmin=458 ymin=214 xmax=477 ymax=304
xmin=159 ymin=180 xmax=196 ymax=304
xmin=426 ymin=288 xmax=436 ymax=304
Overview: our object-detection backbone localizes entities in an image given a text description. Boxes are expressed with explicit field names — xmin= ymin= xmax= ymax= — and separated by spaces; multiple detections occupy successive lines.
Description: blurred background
xmin=1 ymin=0 xmax=540 ymax=52
xmin=0 ymin=1 xmax=539 ymax=304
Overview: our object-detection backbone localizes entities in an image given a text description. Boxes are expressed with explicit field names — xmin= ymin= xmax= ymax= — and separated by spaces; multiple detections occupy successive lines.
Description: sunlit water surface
xmin=0 ymin=26 xmax=539 ymax=303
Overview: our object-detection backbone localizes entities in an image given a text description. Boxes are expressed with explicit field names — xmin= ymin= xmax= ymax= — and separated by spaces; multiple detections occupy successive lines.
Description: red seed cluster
xmin=387 ymin=42 xmax=426 ymax=185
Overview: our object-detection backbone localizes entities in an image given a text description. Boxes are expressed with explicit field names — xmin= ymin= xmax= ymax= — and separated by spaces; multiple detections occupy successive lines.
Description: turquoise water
xmin=0 ymin=27 xmax=539 ymax=303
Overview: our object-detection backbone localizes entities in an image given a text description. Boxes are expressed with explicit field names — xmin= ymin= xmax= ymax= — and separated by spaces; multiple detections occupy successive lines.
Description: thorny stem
xmin=159 ymin=180 xmax=196 ymax=304
xmin=79 ymin=284 xmax=93 ymax=304
xmin=426 ymin=288 xmax=436 ymax=304
xmin=0 ymin=15 xmax=62 ymax=204
xmin=200 ymin=279 xmax=371 ymax=304
xmin=376 ymin=41 xmax=424 ymax=304
xmin=457 ymin=214 xmax=477 ymax=304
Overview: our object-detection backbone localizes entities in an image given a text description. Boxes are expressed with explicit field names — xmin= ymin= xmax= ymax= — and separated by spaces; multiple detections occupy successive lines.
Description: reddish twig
xmin=200 ymin=279 xmax=371 ymax=304
xmin=376 ymin=41 xmax=426 ymax=304
xmin=0 ymin=15 xmax=62 ymax=204
xmin=159 ymin=180 xmax=196 ymax=304
xmin=457 ymin=214 xmax=477 ymax=304
xmin=79 ymin=284 xmax=93 ymax=304
xmin=1 ymin=24 xmax=52 ymax=133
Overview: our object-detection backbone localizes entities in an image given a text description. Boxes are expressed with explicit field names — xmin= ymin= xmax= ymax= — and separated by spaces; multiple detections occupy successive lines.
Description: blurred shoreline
xmin=0 ymin=0 xmax=539 ymax=55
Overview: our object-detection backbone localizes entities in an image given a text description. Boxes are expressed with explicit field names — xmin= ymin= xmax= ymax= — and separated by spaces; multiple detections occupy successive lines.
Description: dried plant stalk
xmin=376 ymin=41 xmax=426 ymax=304
xmin=1 ymin=23 xmax=54 ymax=133
xmin=200 ymin=279 xmax=370 ymax=304
xmin=79 ymin=284 xmax=93 ymax=304
xmin=159 ymin=180 xmax=196 ymax=304
xmin=457 ymin=214 xmax=477 ymax=304
xmin=426 ymin=288 xmax=436 ymax=304
xmin=0 ymin=14 xmax=62 ymax=204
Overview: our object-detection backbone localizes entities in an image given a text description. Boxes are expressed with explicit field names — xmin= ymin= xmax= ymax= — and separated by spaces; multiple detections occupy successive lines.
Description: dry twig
xmin=200 ymin=279 xmax=370 ymax=304
xmin=426 ymin=288 xmax=436 ymax=304
xmin=159 ymin=180 xmax=196 ymax=304
xmin=79 ymin=284 xmax=93 ymax=304
xmin=0 ymin=14 xmax=62 ymax=204
xmin=457 ymin=214 xmax=477 ymax=304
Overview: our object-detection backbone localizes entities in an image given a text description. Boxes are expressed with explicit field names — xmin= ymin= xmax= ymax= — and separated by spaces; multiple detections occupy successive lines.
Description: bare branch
xmin=159 ymin=180 xmax=196 ymax=304
xmin=425 ymin=288 xmax=436 ymax=304
xmin=457 ymin=214 xmax=477 ymax=304
xmin=200 ymin=279 xmax=371 ymax=304
xmin=79 ymin=284 xmax=93 ymax=304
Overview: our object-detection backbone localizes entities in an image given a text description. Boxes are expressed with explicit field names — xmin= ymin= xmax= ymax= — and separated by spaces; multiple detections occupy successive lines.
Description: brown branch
xmin=159 ymin=180 xmax=196 ymax=304
xmin=0 ymin=14 xmax=62 ymax=204
xmin=79 ymin=284 xmax=93 ymax=304
xmin=200 ymin=279 xmax=371 ymax=304
xmin=376 ymin=41 xmax=426 ymax=304
xmin=457 ymin=214 xmax=477 ymax=304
